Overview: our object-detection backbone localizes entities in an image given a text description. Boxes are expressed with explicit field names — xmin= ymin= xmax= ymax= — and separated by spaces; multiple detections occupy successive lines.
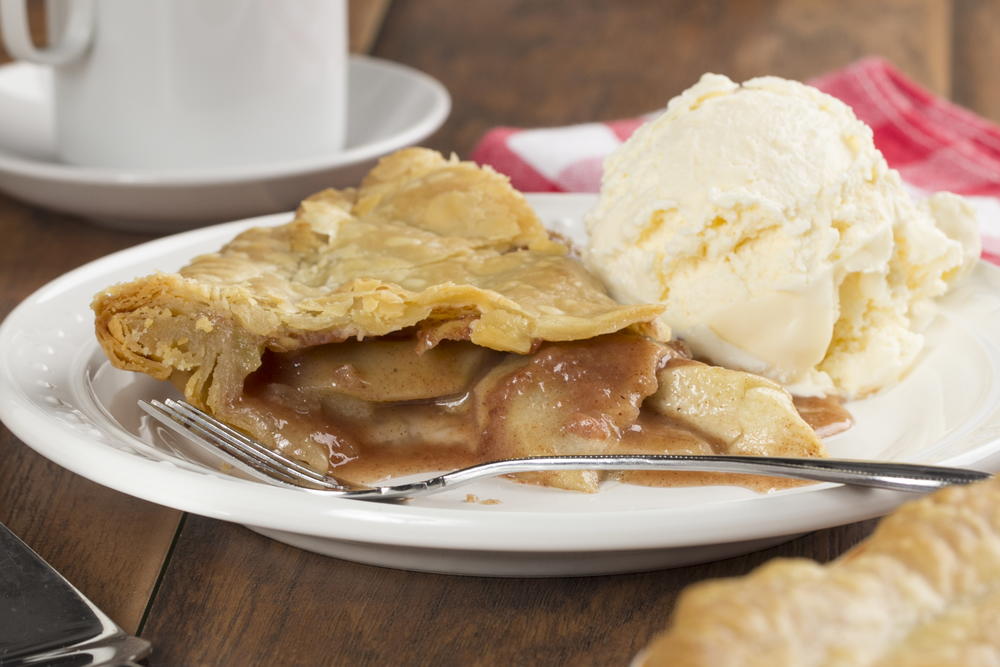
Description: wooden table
xmin=2 ymin=1 xmax=996 ymax=664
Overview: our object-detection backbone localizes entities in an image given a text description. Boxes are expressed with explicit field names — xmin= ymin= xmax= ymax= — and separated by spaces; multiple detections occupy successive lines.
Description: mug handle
xmin=0 ymin=0 xmax=94 ymax=65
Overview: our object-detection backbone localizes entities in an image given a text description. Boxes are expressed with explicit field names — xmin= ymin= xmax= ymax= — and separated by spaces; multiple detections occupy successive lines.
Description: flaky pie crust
xmin=93 ymin=148 xmax=666 ymax=428
xmin=637 ymin=476 xmax=1000 ymax=666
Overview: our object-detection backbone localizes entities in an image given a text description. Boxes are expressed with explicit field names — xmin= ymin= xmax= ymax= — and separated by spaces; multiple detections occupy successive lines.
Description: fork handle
xmin=348 ymin=455 xmax=991 ymax=500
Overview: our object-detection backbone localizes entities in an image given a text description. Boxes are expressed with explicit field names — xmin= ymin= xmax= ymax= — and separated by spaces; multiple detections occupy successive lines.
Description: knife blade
xmin=0 ymin=521 xmax=151 ymax=666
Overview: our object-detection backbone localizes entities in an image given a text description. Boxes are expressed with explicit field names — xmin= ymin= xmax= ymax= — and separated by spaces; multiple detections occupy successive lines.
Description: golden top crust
xmin=92 ymin=148 xmax=666 ymax=408
xmin=636 ymin=476 xmax=1000 ymax=666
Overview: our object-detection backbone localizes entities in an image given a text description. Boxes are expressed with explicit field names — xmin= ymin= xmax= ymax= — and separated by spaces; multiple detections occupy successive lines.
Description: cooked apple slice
xmin=646 ymin=360 xmax=825 ymax=458
xmin=474 ymin=334 xmax=667 ymax=492
xmin=262 ymin=339 xmax=501 ymax=402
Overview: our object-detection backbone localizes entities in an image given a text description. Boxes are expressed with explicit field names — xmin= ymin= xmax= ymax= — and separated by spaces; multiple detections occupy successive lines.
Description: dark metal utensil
xmin=0 ymin=521 xmax=151 ymax=666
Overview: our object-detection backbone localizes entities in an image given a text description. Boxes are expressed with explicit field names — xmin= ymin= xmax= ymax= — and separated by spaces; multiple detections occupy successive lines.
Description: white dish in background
xmin=0 ymin=57 xmax=450 ymax=231
xmin=2 ymin=194 xmax=1000 ymax=577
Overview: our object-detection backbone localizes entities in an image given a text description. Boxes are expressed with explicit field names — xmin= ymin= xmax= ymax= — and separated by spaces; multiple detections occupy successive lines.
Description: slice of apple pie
xmin=93 ymin=148 xmax=826 ymax=492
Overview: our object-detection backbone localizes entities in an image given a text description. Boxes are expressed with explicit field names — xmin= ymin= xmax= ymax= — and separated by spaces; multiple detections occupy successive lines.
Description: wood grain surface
xmin=953 ymin=0 xmax=1000 ymax=122
xmin=374 ymin=0 xmax=960 ymax=157
xmin=139 ymin=516 xmax=877 ymax=666
xmin=0 ymin=202 xmax=169 ymax=634
xmin=0 ymin=1 xmax=993 ymax=665
xmin=348 ymin=0 xmax=392 ymax=54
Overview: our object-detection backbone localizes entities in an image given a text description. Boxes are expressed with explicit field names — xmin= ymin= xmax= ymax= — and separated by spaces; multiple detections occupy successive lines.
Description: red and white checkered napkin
xmin=471 ymin=57 xmax=1000 ymax=264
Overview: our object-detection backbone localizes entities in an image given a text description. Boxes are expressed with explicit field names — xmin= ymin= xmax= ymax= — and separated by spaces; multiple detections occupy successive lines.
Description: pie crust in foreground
xmin=636 ymin=476 xmax=1000 ymax=666
xmin=93 ymin=148 xmax=827 ymax=492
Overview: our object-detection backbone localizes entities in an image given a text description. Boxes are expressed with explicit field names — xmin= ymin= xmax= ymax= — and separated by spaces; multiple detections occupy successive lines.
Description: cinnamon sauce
xmin=792 ymin=395 xmax=854 ymax=438
xmin=238 ymin=335 xmax=853 ymax=491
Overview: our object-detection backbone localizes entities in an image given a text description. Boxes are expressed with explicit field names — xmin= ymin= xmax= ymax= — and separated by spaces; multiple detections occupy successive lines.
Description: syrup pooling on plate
xmin=233 ymin=332 xmax=832 ymax=491
xmin=792 ymin=395 xmax=853 ymax=438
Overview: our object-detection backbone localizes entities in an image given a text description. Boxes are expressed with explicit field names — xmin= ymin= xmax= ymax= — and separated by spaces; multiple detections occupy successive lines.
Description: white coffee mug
xmin=0 ymin=0 xmax=347 ymax=170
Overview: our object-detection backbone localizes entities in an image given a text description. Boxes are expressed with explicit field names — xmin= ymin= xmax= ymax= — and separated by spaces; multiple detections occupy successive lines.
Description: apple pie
xmin=93 ymin=148 xmax=827 ymax=492
xmin=636 ymin=476 xmax=1000 ymax=666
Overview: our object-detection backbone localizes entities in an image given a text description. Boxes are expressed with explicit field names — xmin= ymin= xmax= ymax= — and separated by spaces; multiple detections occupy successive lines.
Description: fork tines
xmin=138 ymin=398 xmax=344 ymax=490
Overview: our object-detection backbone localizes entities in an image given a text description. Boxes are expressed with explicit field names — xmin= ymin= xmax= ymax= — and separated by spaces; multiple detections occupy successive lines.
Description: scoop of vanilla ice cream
xmin=585 ymin=73 xmax=980 ymax=398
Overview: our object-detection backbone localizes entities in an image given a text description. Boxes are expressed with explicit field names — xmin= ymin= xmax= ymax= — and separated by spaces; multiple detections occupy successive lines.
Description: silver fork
xmin=139 ymin=398 xmax=992 ymax=502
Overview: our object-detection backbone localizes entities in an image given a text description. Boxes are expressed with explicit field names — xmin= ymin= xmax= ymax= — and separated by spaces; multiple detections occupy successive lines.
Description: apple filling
xmin=222 ymin=332 xmax=830 ymax=492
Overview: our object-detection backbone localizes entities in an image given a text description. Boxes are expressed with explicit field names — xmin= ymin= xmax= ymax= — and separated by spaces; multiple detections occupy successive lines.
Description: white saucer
xmin=0 ymin=56 xmax=450 ymax=231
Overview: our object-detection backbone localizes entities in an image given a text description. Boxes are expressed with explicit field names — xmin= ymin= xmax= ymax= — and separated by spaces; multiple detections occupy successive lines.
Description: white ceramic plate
xmin=0 ymin=57 xmax=449 ymax=231
xmin=2 ymin=193 xmax=1000 ymax=577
